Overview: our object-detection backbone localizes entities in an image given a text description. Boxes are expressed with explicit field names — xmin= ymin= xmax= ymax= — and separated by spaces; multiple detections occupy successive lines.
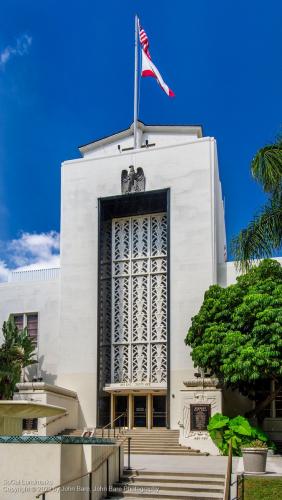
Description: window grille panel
xmin=132 ymin=275 xmax=149 ymax=343
xmin=132 ymin=216 xmax=149 ymax=258
xmin=151 ymin=214 xmax=167 ymax=256
xmin=132 ymin=344 xmax=149 ymax=382
xmin=113 ymin=219 xmax=130 ymax=260
xmin=113 ymin=344 xmax=129 ymax=382
xmin=113 ymin=277 xmax=130 ymax=343
xmin=112 ymin=213 xmax=167 ymax=385
xmin=151 ymin=343 xmax=167 ymax=383
xmin=151 ymin=274 xmax=167 ymax=342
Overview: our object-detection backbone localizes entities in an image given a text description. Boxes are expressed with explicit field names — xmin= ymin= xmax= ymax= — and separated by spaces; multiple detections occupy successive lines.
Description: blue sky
xmin=0 ymin=0 xmax=281 ymax=278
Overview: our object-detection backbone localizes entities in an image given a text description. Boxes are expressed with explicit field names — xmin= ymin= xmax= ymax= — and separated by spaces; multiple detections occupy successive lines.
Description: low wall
xmin=14 ymin=383 xmax=78 ymax=435
xmin=0 ymin=437 xmax=123 ymax=500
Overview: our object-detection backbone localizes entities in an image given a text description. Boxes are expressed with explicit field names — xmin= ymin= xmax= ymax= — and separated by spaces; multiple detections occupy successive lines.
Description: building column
xmin=110 ymin=393 xmax=115 ymax=427
xmin=128 ymin=394 xmax=133 ymax=429
xmin=147 ymin=394 xmax=152 ymax=429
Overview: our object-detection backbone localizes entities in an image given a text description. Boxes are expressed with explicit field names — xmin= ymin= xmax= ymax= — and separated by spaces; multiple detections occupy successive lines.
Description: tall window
xmin=112 ymin=213 xmax=167 ymax=385
xmin=12 ymin=313 xmax=38 ymax=346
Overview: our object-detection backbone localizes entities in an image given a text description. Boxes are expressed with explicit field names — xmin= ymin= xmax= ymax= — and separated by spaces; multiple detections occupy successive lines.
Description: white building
xmin=0 ymin=122 xmax=279 ymax=452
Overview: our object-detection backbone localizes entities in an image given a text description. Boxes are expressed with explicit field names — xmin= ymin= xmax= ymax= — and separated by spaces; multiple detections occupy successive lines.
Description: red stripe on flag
xmin=141 ymin=47 xmax=175 ymax=97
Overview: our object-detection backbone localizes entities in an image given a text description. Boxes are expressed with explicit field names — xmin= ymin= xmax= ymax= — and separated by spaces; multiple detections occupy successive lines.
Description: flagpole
xmin=133 ymin=14 xmax=139 ymax=149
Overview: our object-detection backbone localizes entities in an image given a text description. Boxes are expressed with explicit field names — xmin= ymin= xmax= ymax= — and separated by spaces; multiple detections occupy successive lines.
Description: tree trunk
xmin=245 ymin=384 xmax=281 ymax=419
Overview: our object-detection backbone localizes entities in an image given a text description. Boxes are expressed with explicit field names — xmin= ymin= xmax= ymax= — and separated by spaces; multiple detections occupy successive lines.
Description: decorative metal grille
xmin=112 ymin=213 xmax=167 ymax=385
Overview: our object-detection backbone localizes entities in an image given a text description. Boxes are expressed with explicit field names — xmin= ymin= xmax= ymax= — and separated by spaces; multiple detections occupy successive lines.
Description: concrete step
xmin=125 ymin=441 xmax=185 ymax=445
xmin=125 ymin=441 xmax=182 ymax=445
xmin=114 ymin=482 xmax=224 ymax=493
xmin=109 ymin=491 xmax=223 ymax=499
xmin=122 ymin=474 xmax=224 ymax=484
xmin=123 ymin=471 xmax=225 ymax=478
xmin=109 ymin=495 xmax=223 ymax=499
xmin=125 ymin=451 xmax=207 ymax=455
xmin=127 ymin=432 xmax=179 ymax=435
xmin=124 ymin=445 xmax=197 ymax=450
xmin=107 ymin=468 xmax=224 ymax=499
xmin=125 ymin=438 xmax=179 ymax=441
xmin=127 ymin=430 xmax=179 ymax=433
xmin=125 ymin=445 xmax=197 ymax=453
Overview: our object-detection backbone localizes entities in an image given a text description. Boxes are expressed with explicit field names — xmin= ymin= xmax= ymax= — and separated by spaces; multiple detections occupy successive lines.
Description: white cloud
xmin=0 ymin=231 xmax=60 ymax=282
xmin=0 ymin=34 xmax=32 ymax=69
xmin=0 ymin=260 xmax=9 ymax=282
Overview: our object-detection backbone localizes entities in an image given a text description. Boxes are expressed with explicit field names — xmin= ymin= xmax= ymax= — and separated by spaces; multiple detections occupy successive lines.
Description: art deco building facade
xmin=1 ymin=121 xmax=258 ymax=452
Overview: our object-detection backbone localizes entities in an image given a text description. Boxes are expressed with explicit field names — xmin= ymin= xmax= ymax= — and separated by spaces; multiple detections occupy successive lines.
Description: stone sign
xmin=190 ymin=404 xmax=211 ymax=431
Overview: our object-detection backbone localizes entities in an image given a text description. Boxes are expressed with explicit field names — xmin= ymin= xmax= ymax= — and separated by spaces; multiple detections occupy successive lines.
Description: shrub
xmin=207 ymin=413 xmax=273 ymax=456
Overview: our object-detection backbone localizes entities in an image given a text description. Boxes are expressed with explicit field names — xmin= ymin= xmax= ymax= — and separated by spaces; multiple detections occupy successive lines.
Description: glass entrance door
xmin=134 ymin=396 xmax=147 ymax=427
xmin=115 ymin=396 xmax=128 ymax=428
xmin=152 ymin=395 xmax=167 ymax=427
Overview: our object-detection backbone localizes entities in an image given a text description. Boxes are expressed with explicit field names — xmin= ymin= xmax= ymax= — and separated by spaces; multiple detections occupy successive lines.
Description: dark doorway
xmin=134 ymin=396 xmax=147 ymax=427
xmin=115 ymin=396 xmax=128 ymax=427
xmin=153 ymin=395 xmax=167 ymax=427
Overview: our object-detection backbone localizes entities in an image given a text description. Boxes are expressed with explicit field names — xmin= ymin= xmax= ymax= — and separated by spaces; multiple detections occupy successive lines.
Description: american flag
xmin=138 ymin=21 xmax=151 ymax=60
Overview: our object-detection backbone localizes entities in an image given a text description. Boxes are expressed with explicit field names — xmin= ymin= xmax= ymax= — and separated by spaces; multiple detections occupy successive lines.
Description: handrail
xmin=223 ymin=439 xmax=232 ymax=500
xmin=101 ymin=412 xmax=127 ymax=438
xmin=36 ymin=436 xmax=129 ymax=499
xmin=42 ymin=412 xmax=68 ymax=428
xmin=102 ymin=412 xmax=127 ymax=430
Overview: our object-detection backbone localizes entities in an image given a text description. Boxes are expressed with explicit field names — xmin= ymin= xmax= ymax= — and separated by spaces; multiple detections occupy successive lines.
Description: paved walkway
xmin=128 ymin=454 xmax=227 ymax=474
xmin=127 ymin=453 xmax=282 ymax=475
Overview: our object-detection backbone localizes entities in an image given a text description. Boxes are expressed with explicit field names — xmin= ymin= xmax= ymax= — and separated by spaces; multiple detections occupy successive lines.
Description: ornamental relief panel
xmin=112 ymin=213 xmax=167 ymax=385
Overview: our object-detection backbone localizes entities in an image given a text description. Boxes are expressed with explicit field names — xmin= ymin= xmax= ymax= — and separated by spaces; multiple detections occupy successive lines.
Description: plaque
xmin=190 ymin=404 xmax=211 ymax=431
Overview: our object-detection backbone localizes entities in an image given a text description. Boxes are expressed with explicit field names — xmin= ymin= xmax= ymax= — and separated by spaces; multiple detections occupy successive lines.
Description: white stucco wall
xmin=0 ymin=442 xmax=121 ymax=500
xmin=0 ymin=278 xmax=60 ymax=382
xmin=218 ymin=257 xmax=282 ymax=287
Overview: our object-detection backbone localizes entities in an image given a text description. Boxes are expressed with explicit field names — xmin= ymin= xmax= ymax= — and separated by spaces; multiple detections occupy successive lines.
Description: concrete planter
xmin=241 ymin=447 xmax=268 ymax=473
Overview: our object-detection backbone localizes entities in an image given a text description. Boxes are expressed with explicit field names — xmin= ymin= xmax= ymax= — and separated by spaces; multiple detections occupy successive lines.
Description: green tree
xmin=185 ymin=259 xmax=282 ymax=418
xmin=0 ymin=317 xmax=37 ymax=400
xmin=232 ymin=137 xmax=282 ymax=271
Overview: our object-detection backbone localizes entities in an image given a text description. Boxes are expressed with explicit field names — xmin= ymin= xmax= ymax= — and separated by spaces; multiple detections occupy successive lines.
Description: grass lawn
xmin=239 ymin=476 xmax=282 ymax=499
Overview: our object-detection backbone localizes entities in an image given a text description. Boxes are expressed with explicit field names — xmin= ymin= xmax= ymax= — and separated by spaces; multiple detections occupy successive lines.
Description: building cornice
xmin=16 ymin=382 xmax=77 ymax=399
xmin=78 ymin=121 xmax=203 ymax=155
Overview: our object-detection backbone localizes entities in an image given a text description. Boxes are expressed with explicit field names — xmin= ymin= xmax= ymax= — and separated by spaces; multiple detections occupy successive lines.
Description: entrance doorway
xmin=152 ymin=395 xmax=167 ymax=427
xmin=115 ymin=396 xmax=128 ymax=428
xmin=134 ymin=396 xmax=147 ymax=427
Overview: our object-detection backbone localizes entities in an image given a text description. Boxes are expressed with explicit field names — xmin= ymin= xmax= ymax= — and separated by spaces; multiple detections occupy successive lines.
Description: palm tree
xmin=232 ymin=137 xmax=282 ymax=271
xmin=0 ymin=318 xmax=37 ymax=399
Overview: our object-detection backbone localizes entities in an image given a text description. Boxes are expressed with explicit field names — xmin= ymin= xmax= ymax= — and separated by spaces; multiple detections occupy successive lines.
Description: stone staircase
xmin=60 ymin=427 xmax=208 ymax=456
xmin=122 ymin=428 xmax=207 ymax=455
xmin=108 ymin=469 xmax=225 ymax=499
xmin=59 ymin=428 xmax=222 ymax=498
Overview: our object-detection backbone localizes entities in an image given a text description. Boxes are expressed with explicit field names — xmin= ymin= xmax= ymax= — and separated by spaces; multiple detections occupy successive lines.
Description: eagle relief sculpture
xmin=121 ymin=165 xmax=145 ymax=194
